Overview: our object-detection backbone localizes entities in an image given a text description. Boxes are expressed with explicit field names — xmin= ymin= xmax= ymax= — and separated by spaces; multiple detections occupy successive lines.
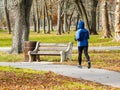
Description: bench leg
xmin=60 ymin=51 xmax=65 ymax=62
xmin=65 ymin=52 xmax=72 ymax=61
xmin=36 ymin=55 xmax=40 ymax=62
xmin=67 ymin=54 xmax=72 ymax=61
xmin=33 ymin=55 xmax=37 ymax=61
xmin=29 ymin=55 xmax=33 ymax=62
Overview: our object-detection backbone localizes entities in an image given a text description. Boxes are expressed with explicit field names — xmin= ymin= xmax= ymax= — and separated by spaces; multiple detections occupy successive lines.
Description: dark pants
xmin=78 ymin=46 xmax=90 ymax=65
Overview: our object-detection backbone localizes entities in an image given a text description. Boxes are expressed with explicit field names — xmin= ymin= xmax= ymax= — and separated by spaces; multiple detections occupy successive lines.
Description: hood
xmin=77 ymin=20 xmax=84 ymax=29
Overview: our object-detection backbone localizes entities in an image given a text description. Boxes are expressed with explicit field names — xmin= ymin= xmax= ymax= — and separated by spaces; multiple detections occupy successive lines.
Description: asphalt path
xmin=0 ymin=46 xmax=120 ymax=52
xmin=0 ymin=62 xmax=119 ymax=88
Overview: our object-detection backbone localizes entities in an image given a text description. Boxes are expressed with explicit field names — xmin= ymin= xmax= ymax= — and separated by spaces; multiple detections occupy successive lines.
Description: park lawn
xmin=0 ymin=30 xmax=120 ymax=47
xmin=0 ymin=66 xmax=119 ymax=90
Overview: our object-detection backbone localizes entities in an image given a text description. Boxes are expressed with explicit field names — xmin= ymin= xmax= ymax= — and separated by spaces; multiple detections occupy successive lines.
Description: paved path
xmin=0 ymin=62 xmax=120 ymax=88
xmin=74 ymin=46 xmax=120 ymax=51
xmin=0 ymin=46 xmax=120 ymax=52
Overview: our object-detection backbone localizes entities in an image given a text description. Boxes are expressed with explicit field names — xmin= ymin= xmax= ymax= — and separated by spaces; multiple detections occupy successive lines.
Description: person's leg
xmin=83 ymin=46 xmax=91 ymax=68
xmin=78 ymin=46 xmax=83 ymax=66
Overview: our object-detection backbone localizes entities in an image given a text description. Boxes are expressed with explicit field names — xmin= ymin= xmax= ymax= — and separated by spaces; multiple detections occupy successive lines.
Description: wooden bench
xmin=28 ymin=42 xmax=73 ymax=62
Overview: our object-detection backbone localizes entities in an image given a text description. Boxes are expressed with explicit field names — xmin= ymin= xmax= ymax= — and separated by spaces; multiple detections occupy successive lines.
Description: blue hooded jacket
xmin=75 ymin=20 xmax=89 ymax=46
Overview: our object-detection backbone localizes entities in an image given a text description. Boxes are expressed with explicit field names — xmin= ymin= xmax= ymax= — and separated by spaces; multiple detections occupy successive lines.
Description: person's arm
xmin=74 ymin=34 xmax=77 ymax=41
xmin=75 ymin=31 xmax=80 ymax=41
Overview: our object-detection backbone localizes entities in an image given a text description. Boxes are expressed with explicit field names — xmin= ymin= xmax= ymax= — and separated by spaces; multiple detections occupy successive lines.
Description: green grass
xmin=0 ymin=30 xmax=12 ymax=47
xmin=0 ymin=66 xmax=46 ymax=74
xmin=0 ymin=52 xmax=24 ymax=62
xmin=30 ymin=32 xmax=73 ymax=43
xmin=0 ymin=30 xmax=120 ymax=47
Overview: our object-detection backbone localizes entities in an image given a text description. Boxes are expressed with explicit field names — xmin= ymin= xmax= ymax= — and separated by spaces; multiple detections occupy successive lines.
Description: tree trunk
xmin=3 ymin=0 xmax=11 ymax=34
xmin=11 ymin=0 xmax=33 ymax=54
xmin=43 ymin=3 xmax=46 ymax=34
xmin=68 ymin=9 xmax=74 ymax=33
xmin=114 ymin=0 xmax=120 ymax=41
xmin=57 ymin=0 xmax=62 ymax=35
xmin=97 ymin=3 xmax=100 ymax=31
xmin=101 ymin=0 xmax=112 ymax=38
xmin=109 ymin=5 xmax=114 ymax=31
xmin=90 ymin=0 xmax=98 ymax=35
xmin=79 ymin=0 xmax=90 ymax=31
xmin=75 ymin=14 xmax=80 ymax=31
xmin=74 ymin=0 xmax=90 ymax=31
xmin=34 ymin=0 xmax=40 ymax=33
xmin=49 ymin=0 xmax=54 ymax=31
xmin=64 ymin=0 xmax=68 ymax=32
xmin=74 ymin=0 xmax=83 ymax=19
xmin=44 ymin=0 xmax=50 ymax=33
xmin=50 ymin=15 xmax=53 ymax=31
xmin=32 ymin=2 xmax=36 ymax=32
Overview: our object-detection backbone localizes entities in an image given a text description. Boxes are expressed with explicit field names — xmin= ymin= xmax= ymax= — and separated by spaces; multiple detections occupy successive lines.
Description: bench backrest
xmin=35 ymin=42 xmax=73 ymax=52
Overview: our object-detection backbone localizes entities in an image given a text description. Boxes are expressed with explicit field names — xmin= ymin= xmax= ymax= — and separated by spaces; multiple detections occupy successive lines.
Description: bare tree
xmin=43 ymin=3 xmax=46 ymax=34
xmin=49 ymin=0 xmax=54 ymax=31
xmin=67 ymin=8 xmax=74 ymax=33
xmin=114 ymin=0 xmax=120 ymax=41
xmin=3 ymin=0 xmax=11 ymax=34
xmin=90 ymin=0 xmax=98 ymax=35
xmin=32 ymin=2 xmax=36 ymax=32
xmin=57 ymin=0 xmax=63 ymax=35
xmin=101 ymin=0 xmax=112 ymax=38
xmin=34 ymin=0 xmax=40 ymax=33
xmin=10 ymin=0 xmax=33 ymax=54
xmin=44 ymin=0 xmax=50 ymax=33
xmin=74 ymin=0 xmax=90 ymax=31
xmin=63 ymin=0 xmax=68 ymax=32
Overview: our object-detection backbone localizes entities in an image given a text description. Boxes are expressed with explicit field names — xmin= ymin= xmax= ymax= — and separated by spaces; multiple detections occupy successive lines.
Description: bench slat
xmin=31 ymin=51 xmax=61 ymax=56
xmin=39 ymin=43 xmax=68 ymax=47
xmin=39 ymin=47 xmax=67 ymax=51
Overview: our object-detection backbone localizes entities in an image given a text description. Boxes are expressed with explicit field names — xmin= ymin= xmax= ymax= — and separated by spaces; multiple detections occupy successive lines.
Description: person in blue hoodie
xmin=75 ymin=20 xmax=91 ymax=69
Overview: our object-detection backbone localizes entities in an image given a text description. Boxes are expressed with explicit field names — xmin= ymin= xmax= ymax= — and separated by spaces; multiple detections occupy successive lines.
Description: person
xmin=75 ymin=20 xmax=91 ymax=69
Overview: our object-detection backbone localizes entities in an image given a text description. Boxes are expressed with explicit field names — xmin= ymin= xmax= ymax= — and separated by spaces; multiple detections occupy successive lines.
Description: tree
xmin=63 ymin=0 xmax=68 ymax=32
xmin=49 ymin=0 xmax=54 ymax=31
xmin=34 ymin=0 xmax=40 ymax=33
xmin=114 ymin=0 xmax=120 ymax=41
xmin=3 ymin=0 xmax=11 ymax=34
xmin=101 ymin=0 xmax=112 ymax=38
xmin=57 ymin=0 xmax=63 ymax=35
xmin=10 ymin=0 xmax=33 ymax=54
xmin=32 ymin=2 xmax=36 ymax=32
xmin=90 ymin=0 xmax=98 ymax=35
xmin=44 ymin=0 xmax=50 ymax=33
xmin=74 ymin=0 xmax=90 ymax=31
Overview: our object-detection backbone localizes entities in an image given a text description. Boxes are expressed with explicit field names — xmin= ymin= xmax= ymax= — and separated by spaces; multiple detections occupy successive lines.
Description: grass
xmin=0 ymin=29 xmax=120 ymax=47
xmin=0 ymin=66 xmax=46 ymax=74
xmin=0 ymin=52 xmax=24 ymax=62
xmin=0 ymin=66 xmax=119 ymax=90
